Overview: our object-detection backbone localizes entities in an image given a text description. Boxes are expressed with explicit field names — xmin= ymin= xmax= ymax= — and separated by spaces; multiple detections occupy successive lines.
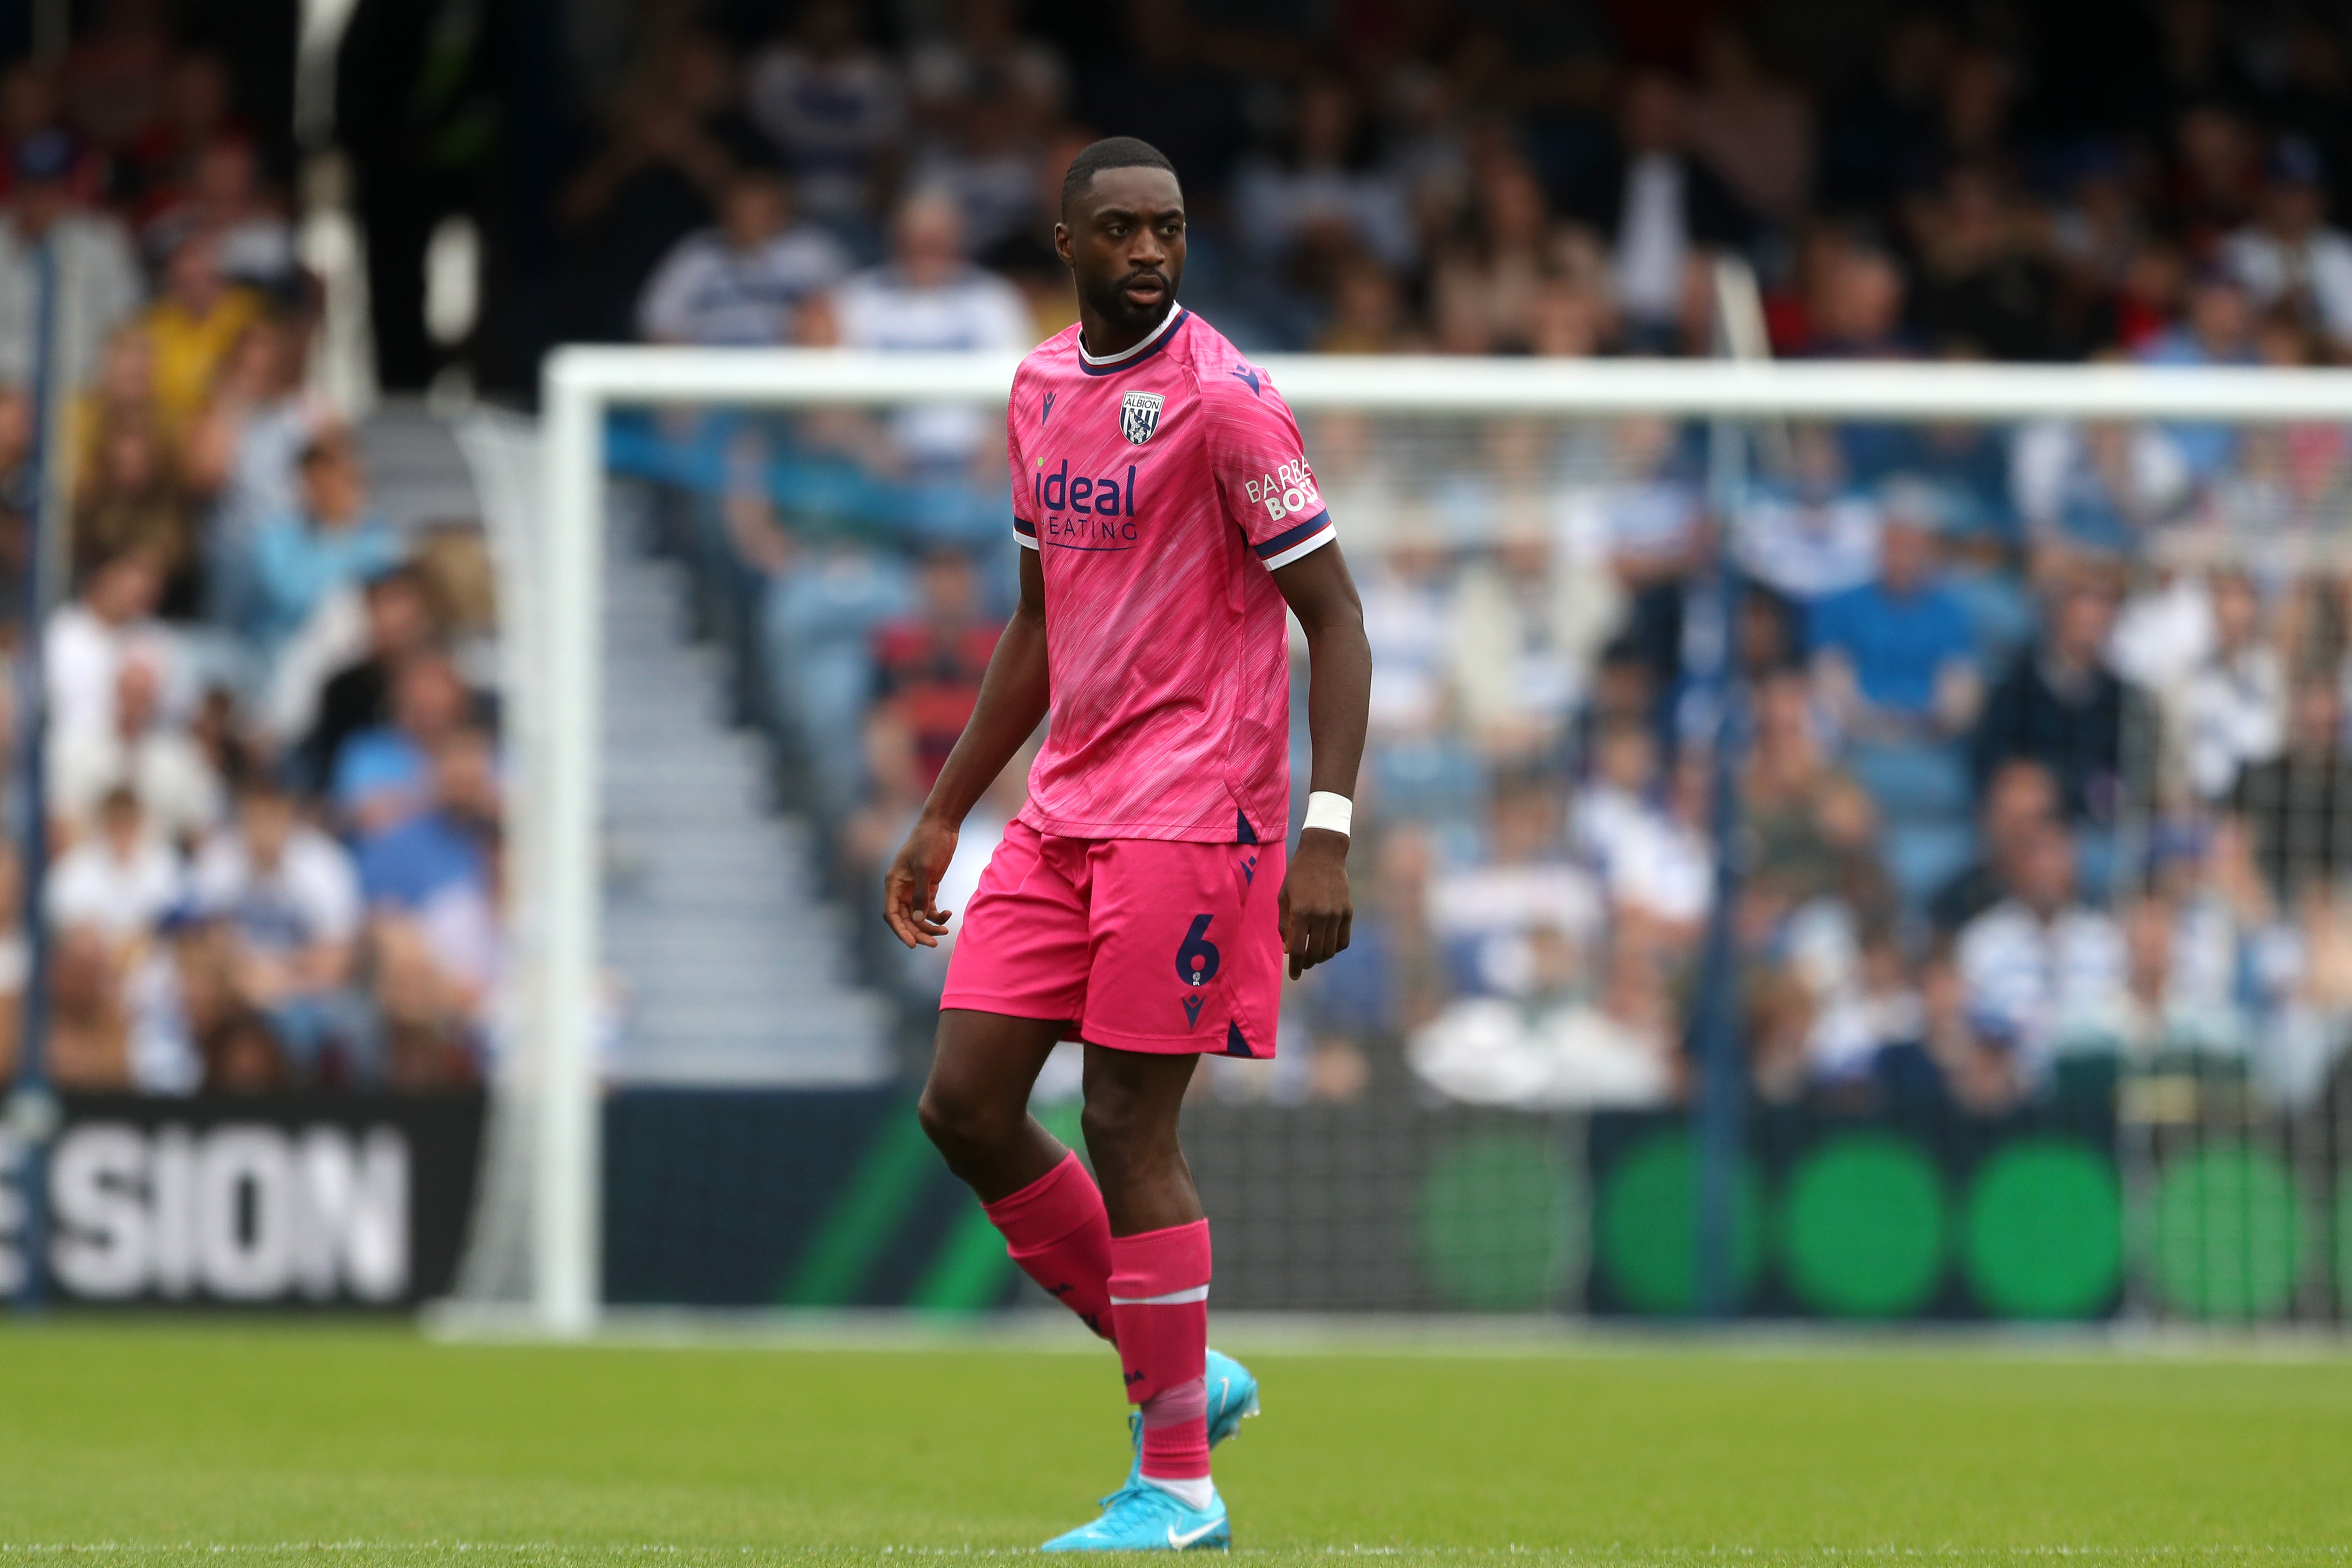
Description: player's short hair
xmin=1059 ymin=137 xmax=1179 ymax=217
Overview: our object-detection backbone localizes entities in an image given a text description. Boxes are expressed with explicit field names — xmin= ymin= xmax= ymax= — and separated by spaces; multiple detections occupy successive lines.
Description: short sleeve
xmin=1006 ymin=366 xmax=1037 ymax=550
xmin=978 ymin=275 xmax=1037 ymax=352
xmin=299 ymin=836 xmax=363 ymax=945
xmin=1204 ymin=368 xmax=1336 ymax=570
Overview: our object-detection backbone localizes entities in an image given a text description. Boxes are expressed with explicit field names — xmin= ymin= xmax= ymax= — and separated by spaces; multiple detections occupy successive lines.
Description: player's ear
xmin=1053 ymin=221 xmax=1074 ymax=267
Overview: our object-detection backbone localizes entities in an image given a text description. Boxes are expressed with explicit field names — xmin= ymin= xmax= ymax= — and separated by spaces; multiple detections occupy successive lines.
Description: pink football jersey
xmin=1006 ymin=306 xmax=1335 ymax=843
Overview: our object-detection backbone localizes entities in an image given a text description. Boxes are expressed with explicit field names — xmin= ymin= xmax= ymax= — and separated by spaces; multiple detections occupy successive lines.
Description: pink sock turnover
xmin=1138 ymin=1375 xmax=1211 ymax=1482
xmin=982 ymin=1152 xmax=1114 ymax=1341
xmin=1110 ymin=1220 xmax=1211 ymax=1482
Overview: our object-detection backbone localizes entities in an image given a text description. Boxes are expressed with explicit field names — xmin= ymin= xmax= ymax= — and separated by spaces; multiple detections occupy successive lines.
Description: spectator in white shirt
xmin=1408 ymin=921 xmax=1676 ymax=1109
xmin=1231 ymin=75 xmax=1417 ymax=277
xmin=1448 ymin=519 xmax=1609 ymax=756
xmin=1955 ymin=820 xmax=2126 ymax=1077
xmin=0 ymin=130 xmax=143 ymax=392
xmin=745 ymin=0 xmax=906 ymax=226
xmin=1358 ymin=529 xmax=1457 ymax=739
xmin=1427 ymin=774 xmax=1604 ymax=999
xmin=142 ymin=136 xmax=298 ymax=293
xmin=195 ymin=777 xmax=361 ymax=965
xmin=2222 ymin=137 xmax=2352 ymax=355
xmin=904 ymin=0 xmax=1064 ymax=254
xmin=2011 ymin=418 xmax=2191 ymax=551
xmin=45 ymin=546 xmax=185 ymax=745
xmin=48 ymin=786 xmax=186 ymax=949
xmin=906 ymin=0 xmax=1067 ymax=136
xmin=1607 ymin=748 xmax=1716 ymax=942
xmin=1736 ymin=424 xmax=1881 ymax=605
xmin=49 ymin=654 xmax=223 ymax=849
xmin=817 ymin=191 xmax=1033 ymax=473
xmin=181 ymin=311 xmax=330 ymax=592
xmin=637 ymin=169 xmax=851 ymax=346
xmin=2097 ymin=883 xmax=2245 ymax=1060
xmin=1574 ymin=720 xmax=1663 ymax=883
xmin=826 ymin=190 xmax=1033 ymax=353
xmin=194 ymin=774 xmax=369 ymax=1080
xmin=1571 ymin=71 xmax=1753 ymax=352
xmin=1589 ymin=419 xmax=1702 ymax=580
xmin=909 ymin=83 xmax=1045 ymax=257
xmin=1570 ymin=738 xmax=1711 ymax=1089
xmin=2177 ymin=570 xmax=2284 ymax=803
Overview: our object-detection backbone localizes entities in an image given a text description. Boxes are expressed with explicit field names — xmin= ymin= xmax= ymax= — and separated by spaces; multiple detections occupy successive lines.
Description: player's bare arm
xmin=881 ymin=546 xmax=1049 ymax=950
xmin=1271 ymin=541 xmax=1371 ymax=979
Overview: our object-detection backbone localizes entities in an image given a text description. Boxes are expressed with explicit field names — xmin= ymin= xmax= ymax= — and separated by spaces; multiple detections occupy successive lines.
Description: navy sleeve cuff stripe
xmin=1012 ymin=515 xmax=1038 ymax=536
xmin=1253 ymin=510 xmax=1330 ymax=558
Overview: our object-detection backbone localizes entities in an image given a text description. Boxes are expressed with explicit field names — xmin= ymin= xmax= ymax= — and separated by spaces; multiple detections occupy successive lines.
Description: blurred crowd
xmin=579 ymin=0 xmax=2352 ymax=1115
xmin=1358 ymin=423 xmax=2352 ymax=1121
xmin=17 ymin=0 xmax=2352 ymax=1115
xmin=0 ymin=23 xmax=503 ymax=1095
xmin=552 ymin=0 xmax=2352 ymax=372
xmin=708 ymin=388 xmax=2352 ymax=1118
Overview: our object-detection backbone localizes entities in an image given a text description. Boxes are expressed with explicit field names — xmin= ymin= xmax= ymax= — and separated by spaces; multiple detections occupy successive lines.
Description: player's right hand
xmin=883 ymin=812 xmax=960 ymax=949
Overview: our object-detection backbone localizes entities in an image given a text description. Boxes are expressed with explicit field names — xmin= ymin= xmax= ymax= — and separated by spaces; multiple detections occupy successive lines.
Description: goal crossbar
xmin=550 ymin=346 xmax=2352 ymax=420
xmin=522 ymin=347 xmax=2352 ymax=1336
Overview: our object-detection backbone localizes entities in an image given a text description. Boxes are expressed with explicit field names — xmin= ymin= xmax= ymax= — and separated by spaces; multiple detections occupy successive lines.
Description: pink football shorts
xmin=940 ymin=821 xmax=1283 ymax=1058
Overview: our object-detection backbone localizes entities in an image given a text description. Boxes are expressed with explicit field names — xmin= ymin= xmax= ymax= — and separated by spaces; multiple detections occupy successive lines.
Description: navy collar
xmin=1077 ymin=305 xmax=1187 ymax=376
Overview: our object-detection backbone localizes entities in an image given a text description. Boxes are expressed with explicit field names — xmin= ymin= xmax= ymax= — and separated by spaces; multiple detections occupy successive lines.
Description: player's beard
xmin=1082 ymin=266 xmax=1178 ymax=340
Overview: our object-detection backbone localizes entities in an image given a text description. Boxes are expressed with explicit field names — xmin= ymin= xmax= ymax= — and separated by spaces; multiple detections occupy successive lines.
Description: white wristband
xmin=1302 ymin=791 xmax=1353 ymax=838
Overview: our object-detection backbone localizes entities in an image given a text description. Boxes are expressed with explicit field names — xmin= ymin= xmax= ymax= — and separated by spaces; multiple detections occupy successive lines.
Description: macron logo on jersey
xmin=1230 ymin=365 xmax=1264 ymax=396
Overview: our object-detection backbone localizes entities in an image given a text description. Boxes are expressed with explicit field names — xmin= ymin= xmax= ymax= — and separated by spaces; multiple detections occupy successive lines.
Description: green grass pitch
xmin=1 ymin=1321 xmax=2349 ymax=1566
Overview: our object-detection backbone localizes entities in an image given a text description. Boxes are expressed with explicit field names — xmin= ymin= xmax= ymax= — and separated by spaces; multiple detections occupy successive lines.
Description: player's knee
xmin=1078 ymin=1091 xmax=1166 ymax=1171
xmin=917 ymin=1081 xmax=1016 ymax=1163
xmin=1075 ymin=1093 xmax=1121 ymax=1160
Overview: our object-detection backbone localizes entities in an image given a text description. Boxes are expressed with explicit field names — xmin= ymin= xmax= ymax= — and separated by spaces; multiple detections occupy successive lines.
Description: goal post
xmin=516 ymin=347 xmax=2352 ymax=1337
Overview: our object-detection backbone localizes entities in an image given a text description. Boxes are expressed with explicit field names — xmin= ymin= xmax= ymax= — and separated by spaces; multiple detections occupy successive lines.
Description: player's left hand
xmin=1279 ymin=828 xmax=1352 ymax=980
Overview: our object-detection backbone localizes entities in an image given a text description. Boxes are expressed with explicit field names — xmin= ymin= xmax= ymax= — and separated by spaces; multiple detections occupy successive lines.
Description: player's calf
xmin=1076 ymin=1048 xmax=1201 ymax=1235
xmin=982 ymin=1150 xmax=1116 ymax=1342
xmin=922 ymin=1015 xmax=1121 ymax=1340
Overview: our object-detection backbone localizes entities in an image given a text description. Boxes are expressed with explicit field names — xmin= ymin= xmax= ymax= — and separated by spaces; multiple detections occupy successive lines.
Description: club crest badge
xmin=1120 ymin=391 xmax=1164 ymax=446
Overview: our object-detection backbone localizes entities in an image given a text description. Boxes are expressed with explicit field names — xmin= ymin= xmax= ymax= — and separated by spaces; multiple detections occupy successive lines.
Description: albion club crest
xmin=1120 ymin=391 xmax=1164 ymax=446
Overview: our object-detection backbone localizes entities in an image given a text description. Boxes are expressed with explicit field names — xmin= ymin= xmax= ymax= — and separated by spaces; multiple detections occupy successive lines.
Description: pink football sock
xmin=1111 ymin=1220 xmax=1212 ymax=1483
xmin=1138 ymin=1375 xmax=1211 ymax=1485
xmin=982 ymin=1151 xmax=1115 ymax=1341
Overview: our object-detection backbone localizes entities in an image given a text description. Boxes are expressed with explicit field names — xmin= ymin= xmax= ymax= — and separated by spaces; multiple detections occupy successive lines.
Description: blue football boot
xmin=1124 ymin=1348 xmax=1259 ymax=1486
xmin=1040 ymin=1481 xmax=1230 ymax=1552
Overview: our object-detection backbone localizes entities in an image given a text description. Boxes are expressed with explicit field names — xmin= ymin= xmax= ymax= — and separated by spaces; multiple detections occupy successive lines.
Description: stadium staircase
xmin=355 ymin=403 xmax=484 ymax=532
xmin=424 ymin=402 xmax=891 ymax=1087
xmin=597 ymin=481 xmax=891 ymax=1083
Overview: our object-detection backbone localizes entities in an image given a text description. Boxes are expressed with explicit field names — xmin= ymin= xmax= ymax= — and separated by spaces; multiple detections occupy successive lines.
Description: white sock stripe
xmin=1108 ymin=1285 xmax=1210 ymax=1305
